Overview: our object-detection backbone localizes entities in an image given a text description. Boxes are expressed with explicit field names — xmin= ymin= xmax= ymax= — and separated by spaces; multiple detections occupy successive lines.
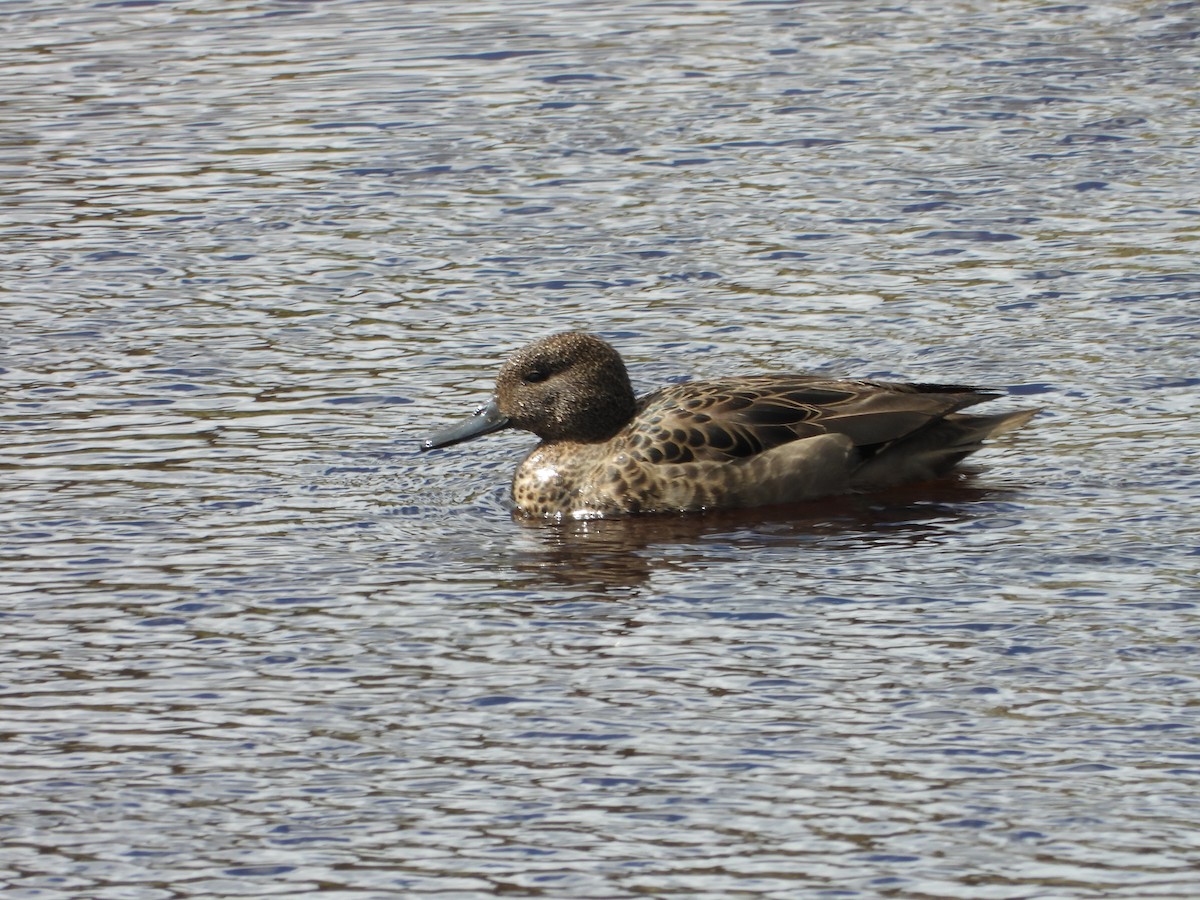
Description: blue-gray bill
xmin=421 ymin=397 xmax=511 ymax=450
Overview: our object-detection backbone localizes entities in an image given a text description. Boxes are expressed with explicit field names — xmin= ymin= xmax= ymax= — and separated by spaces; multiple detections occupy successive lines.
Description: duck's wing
xmin=624 ymin=376 xmax=1003 ymax=465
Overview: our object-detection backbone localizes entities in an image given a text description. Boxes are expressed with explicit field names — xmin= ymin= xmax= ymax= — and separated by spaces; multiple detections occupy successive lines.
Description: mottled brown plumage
xmin=421 ymin=332 xmax=1038 ymax=519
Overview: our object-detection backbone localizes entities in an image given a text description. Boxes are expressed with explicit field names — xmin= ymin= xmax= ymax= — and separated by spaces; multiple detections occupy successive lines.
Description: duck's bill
xmin=420 ymin=397 xmax=512 ymax=450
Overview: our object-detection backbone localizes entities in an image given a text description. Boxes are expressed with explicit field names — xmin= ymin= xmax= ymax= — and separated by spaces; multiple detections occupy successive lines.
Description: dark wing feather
xmin=625 ymin=376 xmax=997 ymax=465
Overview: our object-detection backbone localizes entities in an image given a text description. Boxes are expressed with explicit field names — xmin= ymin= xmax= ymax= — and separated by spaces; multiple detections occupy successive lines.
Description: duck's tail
xmin=850 ymin=406 xmax=1039 ymax=491
xmin=948 ymin=406 xmax=1040 ymax=443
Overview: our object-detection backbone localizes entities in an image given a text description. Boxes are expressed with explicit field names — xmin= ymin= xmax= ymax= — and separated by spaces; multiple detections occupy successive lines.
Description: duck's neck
xmin=574 ymin=389 xmax=636 ymax=443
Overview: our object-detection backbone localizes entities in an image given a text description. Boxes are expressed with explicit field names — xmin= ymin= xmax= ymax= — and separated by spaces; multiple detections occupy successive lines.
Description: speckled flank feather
xmin=421 ymin=332 xmax=1039 ymax=519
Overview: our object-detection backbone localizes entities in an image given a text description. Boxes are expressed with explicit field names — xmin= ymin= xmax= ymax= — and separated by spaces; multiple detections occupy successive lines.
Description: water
xmin=3 ymin=0 xmax=1199 ymax=897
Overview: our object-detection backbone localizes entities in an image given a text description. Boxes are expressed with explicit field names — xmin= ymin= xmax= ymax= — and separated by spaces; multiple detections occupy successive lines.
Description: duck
xmin=420 ymin=331 xmax=1037 ymax=519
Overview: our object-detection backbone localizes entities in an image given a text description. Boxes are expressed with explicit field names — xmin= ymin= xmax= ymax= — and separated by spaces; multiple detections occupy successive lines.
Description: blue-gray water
xmin=3 ymin=1 xmax=1199 ymax=897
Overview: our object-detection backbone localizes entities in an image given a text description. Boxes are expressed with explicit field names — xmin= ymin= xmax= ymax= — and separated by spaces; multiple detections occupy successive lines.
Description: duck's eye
xmin=524 ymin=369 xmax=549 ymax=384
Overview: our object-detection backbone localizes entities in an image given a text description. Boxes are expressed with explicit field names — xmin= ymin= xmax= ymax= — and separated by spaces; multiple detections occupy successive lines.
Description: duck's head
xmin=421 ymin=332 xmax=638 ymax=450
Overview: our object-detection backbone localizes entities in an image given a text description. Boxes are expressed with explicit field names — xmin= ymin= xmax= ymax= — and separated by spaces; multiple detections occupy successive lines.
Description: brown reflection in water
xmin=505 ymin=473 xmax=1022 ymax=593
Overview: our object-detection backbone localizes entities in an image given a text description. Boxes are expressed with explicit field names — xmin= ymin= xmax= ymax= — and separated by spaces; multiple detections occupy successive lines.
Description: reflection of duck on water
xmin=504 ymin=477 xmax=1027 ymax=594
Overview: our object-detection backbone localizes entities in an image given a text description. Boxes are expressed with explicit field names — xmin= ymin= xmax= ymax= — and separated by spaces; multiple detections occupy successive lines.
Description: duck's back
xmin=623 ymin=376 xmax=997 ymax=465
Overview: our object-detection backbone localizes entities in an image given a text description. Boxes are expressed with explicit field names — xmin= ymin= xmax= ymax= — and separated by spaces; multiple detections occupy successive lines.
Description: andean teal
xmin=421 ymin=332 xmax=1038 ymax=519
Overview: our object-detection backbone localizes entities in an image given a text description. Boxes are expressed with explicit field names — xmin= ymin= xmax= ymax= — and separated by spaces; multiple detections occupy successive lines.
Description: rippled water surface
xmin=4 ymin=1 xmax=1200 ymax=897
